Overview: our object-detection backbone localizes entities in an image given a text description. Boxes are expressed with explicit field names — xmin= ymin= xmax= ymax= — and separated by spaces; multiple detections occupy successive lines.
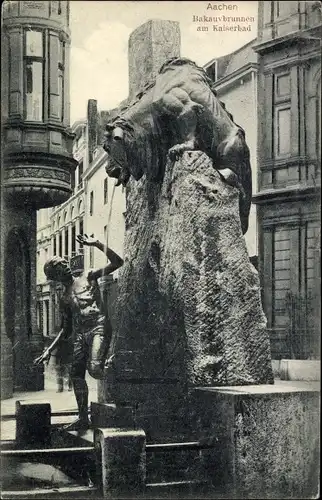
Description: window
xmin=24 ymin=30 xmax=44 ymax=121
xmin=71 ymin=168 xmax=75 ymax=192
xmin=273 ymin=228 xmax=291 ymax=329
xmin=306 ymin=221 xmax=320 ymax=293
xmin=44 ymin=300 xmax=50 ymax=336
xmin=53 ymin=236 xmax=57 ymax=256
xmin=71 ymin=223 xmax=76 ymax=255
xmin=59 ymin=232 xmax=63 ymax=257
xmin=275 ymin=106 xmax=291 ymax=157
xmin=57 ymin=37 xmax=65 ymax=121
xmin=274 ymin=1 xmax=293 ymax=19
xmin=276 ymin=75 xmax=290 ymax=97
xmin=64 ymin=229 xmax=69 ymax=258
xmin=206 ymin=60 xmax=217 ymax=83
xmin=78 ymin=160 xmax=83 ymax=189
xmin=273 ymin=73 xmax=291 ymax=159
xmin=104 ymin=177 xmax=108 ymax=204
xmin=90 ymin=191 xmax=94 ymax=216
xmin=36 ymin=302 xmax=42 ymax=332
xmin=79 ymin=218 xmax=84 ymax=254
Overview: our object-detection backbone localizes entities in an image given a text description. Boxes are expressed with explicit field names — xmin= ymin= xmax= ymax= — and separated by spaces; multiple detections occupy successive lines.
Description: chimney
xmin=87 ymin=99 xmax=98 ymax=164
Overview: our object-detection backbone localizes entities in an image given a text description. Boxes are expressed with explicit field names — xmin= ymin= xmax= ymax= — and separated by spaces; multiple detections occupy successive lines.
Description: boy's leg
xmin=67 ymin=364 xmax=73 ymax=391
xmin=64 ymin=333 xmax=90 ymax=431
xmin=87 ymin=325 xmax=109 ymax=380
xmin=56 ymin=363 xmax=64 ymax=392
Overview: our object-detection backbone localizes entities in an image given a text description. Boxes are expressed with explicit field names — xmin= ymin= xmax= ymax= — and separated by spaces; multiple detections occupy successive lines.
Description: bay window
xmin=24 ymin=29 xmax=44 ymax=121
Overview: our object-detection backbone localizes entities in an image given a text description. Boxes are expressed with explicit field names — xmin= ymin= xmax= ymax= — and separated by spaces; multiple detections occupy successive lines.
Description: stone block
xmin=128 ymin=20 xmax=180 ymax=98
xmin=271 ymin=359 xmax=281 ymax=378
xmin=94 ymin=427 xmax=146 ymax=498
xmin=90 ymin=401 xmax=135 ymax=428
xmin=280 ymin=359 xmax=320 ymax=381
xmin=192 ymin=382 xmax=320 ymax=499
xmin=15 ymin=401 xmax=51 ymax=447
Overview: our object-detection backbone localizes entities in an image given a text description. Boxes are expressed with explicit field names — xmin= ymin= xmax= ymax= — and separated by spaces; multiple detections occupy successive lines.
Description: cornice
xmin=82 ymin=149 xmax=107 ymax=181
xmin=51 ymin=186 xmax=85 ymax=218
xmin=254 ymin=25 xmax=322 ymax=55
xmin=253 ymin=184 xmax=320 ymax=204
xmin=214 ymin=63 xmax=258 ymax=91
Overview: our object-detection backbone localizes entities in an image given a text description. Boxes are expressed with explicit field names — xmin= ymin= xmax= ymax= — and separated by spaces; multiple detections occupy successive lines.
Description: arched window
xmin=78 ymin=199 xmax=84 ymax=215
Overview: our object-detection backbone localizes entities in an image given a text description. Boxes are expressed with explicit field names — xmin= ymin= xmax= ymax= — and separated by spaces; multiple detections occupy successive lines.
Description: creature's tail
xmin=214 ymin=131 xmax=252 ymax=235
xmin=239 ymin=155 xmax=252 ymax=235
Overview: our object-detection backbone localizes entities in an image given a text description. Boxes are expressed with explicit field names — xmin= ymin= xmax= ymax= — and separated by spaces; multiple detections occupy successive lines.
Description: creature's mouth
xmin=105 ymin=157 xmax=130 ymax=187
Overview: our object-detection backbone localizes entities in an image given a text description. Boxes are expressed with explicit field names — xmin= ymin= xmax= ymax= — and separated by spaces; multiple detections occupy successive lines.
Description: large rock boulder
xmin=105 ymin=151 xmax=273 ymax=397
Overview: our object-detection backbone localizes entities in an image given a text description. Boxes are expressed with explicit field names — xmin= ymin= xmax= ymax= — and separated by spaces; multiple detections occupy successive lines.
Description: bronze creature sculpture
xmin=103 ymin=57 xmax=252 ymax=235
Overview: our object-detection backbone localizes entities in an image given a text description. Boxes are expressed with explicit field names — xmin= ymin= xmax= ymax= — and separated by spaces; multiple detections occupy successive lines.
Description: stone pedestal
xmin=192 ymin=382 xmax=320 ymax=499
xmin=94 ymin=427 xmax=146 ymax=498
xmin=15 ymin=401 xmax=51 ymax=447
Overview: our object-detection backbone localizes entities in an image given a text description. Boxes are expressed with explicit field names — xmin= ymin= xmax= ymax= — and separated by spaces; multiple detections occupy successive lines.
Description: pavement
xmin=1 ymin=368 xmax=98 ymax=441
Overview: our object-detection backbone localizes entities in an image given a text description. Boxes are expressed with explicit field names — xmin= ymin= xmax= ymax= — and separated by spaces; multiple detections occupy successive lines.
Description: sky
xmin=69 ymin=1 xmax=258 ymax=123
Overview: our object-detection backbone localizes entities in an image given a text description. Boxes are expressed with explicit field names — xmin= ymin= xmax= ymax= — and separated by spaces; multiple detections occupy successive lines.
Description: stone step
xmin=1 ymin=485 xmax=99 ymax=499
xmin=62 ymin=427 xmax=207 ymax=484
xmin=146 ymin=448 xmax=202 ymax=483
xmin=145 ymin=479 xmax=210 ymax=498
xmin=64 ymin=429 xmax=94 ymax=445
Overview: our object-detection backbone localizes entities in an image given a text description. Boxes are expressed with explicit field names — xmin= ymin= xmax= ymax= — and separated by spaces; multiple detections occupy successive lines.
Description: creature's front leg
xmin=158 ymin=87 xmax=203 ymax=160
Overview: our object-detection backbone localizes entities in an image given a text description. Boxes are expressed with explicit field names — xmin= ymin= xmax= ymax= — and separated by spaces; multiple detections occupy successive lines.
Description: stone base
xmin=280 ymin=359 xmax=320 ymax=381
xmin=91 ymin=401 xmax=136 ymax=428
xmin=192 ymin=382 xmax=320 ymax=499
xmin=15 ymin=401 xmax=51 ymax=447
xmin=94 ymin=427 xmax=146 ymax=498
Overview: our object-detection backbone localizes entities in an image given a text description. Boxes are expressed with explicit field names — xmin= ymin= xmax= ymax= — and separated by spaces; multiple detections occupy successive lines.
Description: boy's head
xmin=44 ymin=257 xmax=73 ymax=284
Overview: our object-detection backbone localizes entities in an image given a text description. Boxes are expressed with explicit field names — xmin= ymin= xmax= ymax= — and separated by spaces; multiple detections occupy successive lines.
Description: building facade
xmin=254 ymin=0 xmax=321 ymax=359
xmin=204 ymin=39 xmax=259 ymax=258
xmin=1 ymin=0 xmax=76 ymax=399
xmin=36 ymin=100 xmax=126 ymax=341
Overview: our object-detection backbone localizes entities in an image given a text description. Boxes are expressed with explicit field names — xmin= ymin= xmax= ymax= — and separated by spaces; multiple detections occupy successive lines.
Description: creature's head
xmin=44 ymin=257 xmax=73 ymax=284
xmin=103 ymin=123 xmax=131 ymax=187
